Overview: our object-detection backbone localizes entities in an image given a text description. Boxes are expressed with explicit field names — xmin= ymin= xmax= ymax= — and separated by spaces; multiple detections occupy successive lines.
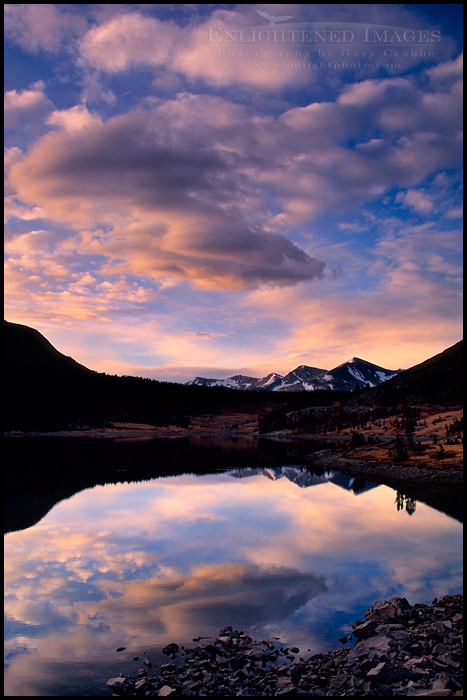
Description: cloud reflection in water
xmin=4 ymin=470 xmax=463 ymax=696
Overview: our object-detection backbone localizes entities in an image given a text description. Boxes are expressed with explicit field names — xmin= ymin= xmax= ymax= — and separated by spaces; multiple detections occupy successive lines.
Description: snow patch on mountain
xmin=348 ymin=366 xmax=367 ymax=383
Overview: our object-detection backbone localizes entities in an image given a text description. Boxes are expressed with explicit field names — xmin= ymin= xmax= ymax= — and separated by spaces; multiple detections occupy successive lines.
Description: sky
xmin=4 ymin=4 xmax=463 ymax=382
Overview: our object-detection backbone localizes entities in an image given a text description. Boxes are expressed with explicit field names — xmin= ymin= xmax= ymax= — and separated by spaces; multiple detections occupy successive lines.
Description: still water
xmin=4 ymin=437 xmax=463 ymax=696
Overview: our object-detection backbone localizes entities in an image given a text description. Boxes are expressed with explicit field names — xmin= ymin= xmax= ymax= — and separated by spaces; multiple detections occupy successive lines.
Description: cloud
xmin=397 ymin=189 xmax=434 ymax=213
xmin=4 ymin=4 xmax=88 ymax=53
xmin=8 ymin=96 xmax=327 ymax=290
xmin=4 ymin=254 xmax=163 ymax=326
xmin=93 ymin=562 xmax=328 ymax=635
xmin=87 ymin=219 xmax=326 ymax=291
xmin=77 ymin=7 xmax=321 ymax=89
xmin=5 ymin=469 xmax=462 ymax=697
xmin=446 ymin=206 xmax=463 ymax=220
xmin=6 ymin=57 xmax=463 ymax=295
xmin=4 ymin=146 xmax=24 ymax=180
xmin=272 ymin=70 xmax=462 ymax=225
xmin=428 ymin=53 xmax=463 ymax=81
xmin=46 ymin=106 xmax=102 ymax=133
xmin=4 ymin=85 xmax=53 ymax=129
xmin=172 ymin=8 xmax=311 ymax=90
xmin=76 ymin=6 xmax=459 ymax=90
xmin=79 ymin=12 xmax=181 ymax=72
xmin=244 ymin=216 xmax=462 ymax=372
xmin=4 ymin=196 xmax=45 ymax=223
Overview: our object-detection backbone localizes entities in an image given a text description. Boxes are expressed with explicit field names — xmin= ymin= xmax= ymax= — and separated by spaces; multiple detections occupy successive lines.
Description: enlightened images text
xmin=207 ymin=27 xmax=441 ymax=44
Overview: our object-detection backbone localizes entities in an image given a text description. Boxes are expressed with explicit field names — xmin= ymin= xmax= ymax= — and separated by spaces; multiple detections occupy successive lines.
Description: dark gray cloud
xmin=9 ymin=101 xmax=327 ymax=289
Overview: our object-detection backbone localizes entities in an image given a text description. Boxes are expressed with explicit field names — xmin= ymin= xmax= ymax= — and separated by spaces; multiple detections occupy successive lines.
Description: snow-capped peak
xmin=185 ymin=358 xmax=402 ymax=393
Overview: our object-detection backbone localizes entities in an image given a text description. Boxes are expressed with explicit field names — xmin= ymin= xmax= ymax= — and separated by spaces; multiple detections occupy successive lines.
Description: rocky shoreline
xmin=308 ymin=450 xmax=463 ymax=491
xmin=107 ymin=594 xmax=463 ymax=697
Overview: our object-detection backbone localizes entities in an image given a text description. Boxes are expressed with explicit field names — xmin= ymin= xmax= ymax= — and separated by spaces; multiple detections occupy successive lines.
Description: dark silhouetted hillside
xmin=349 ymin=340 xmax=463 ymax=406
xmin=4 ymin=320 xmax=336 ymax=431
xmin=6 ymin=320 xmax=460 ymax=431
xmin=4 ymin=320 xmax=93 ymax=375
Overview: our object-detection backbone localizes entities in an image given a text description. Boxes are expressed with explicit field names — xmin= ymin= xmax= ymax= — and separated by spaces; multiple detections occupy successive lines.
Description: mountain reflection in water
xmin=4 ymin=436 xmax=462 ymax=534
xmin=4 ymin=437 xmax=463 ymax=697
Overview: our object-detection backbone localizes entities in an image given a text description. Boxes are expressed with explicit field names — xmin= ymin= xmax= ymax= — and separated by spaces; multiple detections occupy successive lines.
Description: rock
xmin=244 ymin=649 xmax=264 ymax=662
xmin=352 ymin=620 xmax=377 ymax=638
xmin=351 ymin=619 xmax=364 ymax=629
xmin=134 ymin=679 xmax=148 ymax=690
xmin=434 ymin=643 xmax=450 ymax=656
xmin=406 ymin=690 xmax=453 ymax=696
xmin=106 ymin=594 xmax=464 ymax=697
xmin=327 ymin=674 xmax=348 ymax=693
xmin=184 ymin=680 xmax=202 ymax=692
xmin=276 ymin=682 xmax=296 ymax=695
xmin=432 ymin=675 xmax=452 ymax=690
xmin=438 ymin=653 xmax=461 ymax=669
xmin=106 ymin=677 xmax=128 ymax=689
xmin=376 ymin=624 xmax=410 ymax=645
xmin=365 ymin=599 xmax=398 ymax=622
xmin=348 ymin=634 xmax=392 ymax=660
xmin=231 ymin=655 xmax=247 ymax=671
xmin=405 ymin=657 xmax=429 ymax=668
xmin=162 ymin=643 xmax=179 ymax=656
xmin=367 ymin=661 xmax=387 ymax=678
xmin=160 ymin=663 xmax=176 ymax=673
xmin=431 ymin=621 xmax=453 ymax=637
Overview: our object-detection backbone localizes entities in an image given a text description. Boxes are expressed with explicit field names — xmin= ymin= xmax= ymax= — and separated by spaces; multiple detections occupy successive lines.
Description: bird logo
xmin=256 ymin=9 xmax=294 ymax=26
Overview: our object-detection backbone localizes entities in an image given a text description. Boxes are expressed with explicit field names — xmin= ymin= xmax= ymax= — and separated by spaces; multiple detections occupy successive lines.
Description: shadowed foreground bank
xmin=107 ymin=594 xmax=463 ymax=696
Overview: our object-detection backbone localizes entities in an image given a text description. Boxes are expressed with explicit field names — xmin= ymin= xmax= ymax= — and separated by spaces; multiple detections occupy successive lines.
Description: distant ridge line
xmin=186 ymin=356 xmax=402 ymax=393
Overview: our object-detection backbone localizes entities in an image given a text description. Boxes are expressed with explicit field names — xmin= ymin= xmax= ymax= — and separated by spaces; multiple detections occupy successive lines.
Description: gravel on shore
xmin=107 ymin=594 xmax=463 ymax=696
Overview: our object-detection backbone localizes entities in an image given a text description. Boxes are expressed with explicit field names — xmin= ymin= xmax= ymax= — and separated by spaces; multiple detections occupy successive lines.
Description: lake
xmin=4 ymin=436 xmax=463 ymax=696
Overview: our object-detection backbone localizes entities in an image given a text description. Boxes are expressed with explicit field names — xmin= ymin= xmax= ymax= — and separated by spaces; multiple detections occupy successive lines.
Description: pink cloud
xmin=75 ymin=6 xmax=458 ymax=90
xmin=46 ymin=105 xmax=102 ymax=132
xmin=172 ymin=11 xmax=310 ymax=90
xmin=5 ymin=4 xmax=88 ymax=53
xmin=79 ymin=12 xmax=181 ymax=72
xmin=4 ymin=85 xmax=53 ymax=128
xmin=245 ymin=279 xmax=462 ymax=375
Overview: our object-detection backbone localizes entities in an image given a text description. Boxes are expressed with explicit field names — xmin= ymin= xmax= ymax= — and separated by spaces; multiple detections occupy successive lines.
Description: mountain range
xmin=186 ymin=357 xmax=402 ymax=392
xmin=226 ymin=466 xmax=377 ymax=494
xmin=4 ymin=319 xmax=463 ymax=431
